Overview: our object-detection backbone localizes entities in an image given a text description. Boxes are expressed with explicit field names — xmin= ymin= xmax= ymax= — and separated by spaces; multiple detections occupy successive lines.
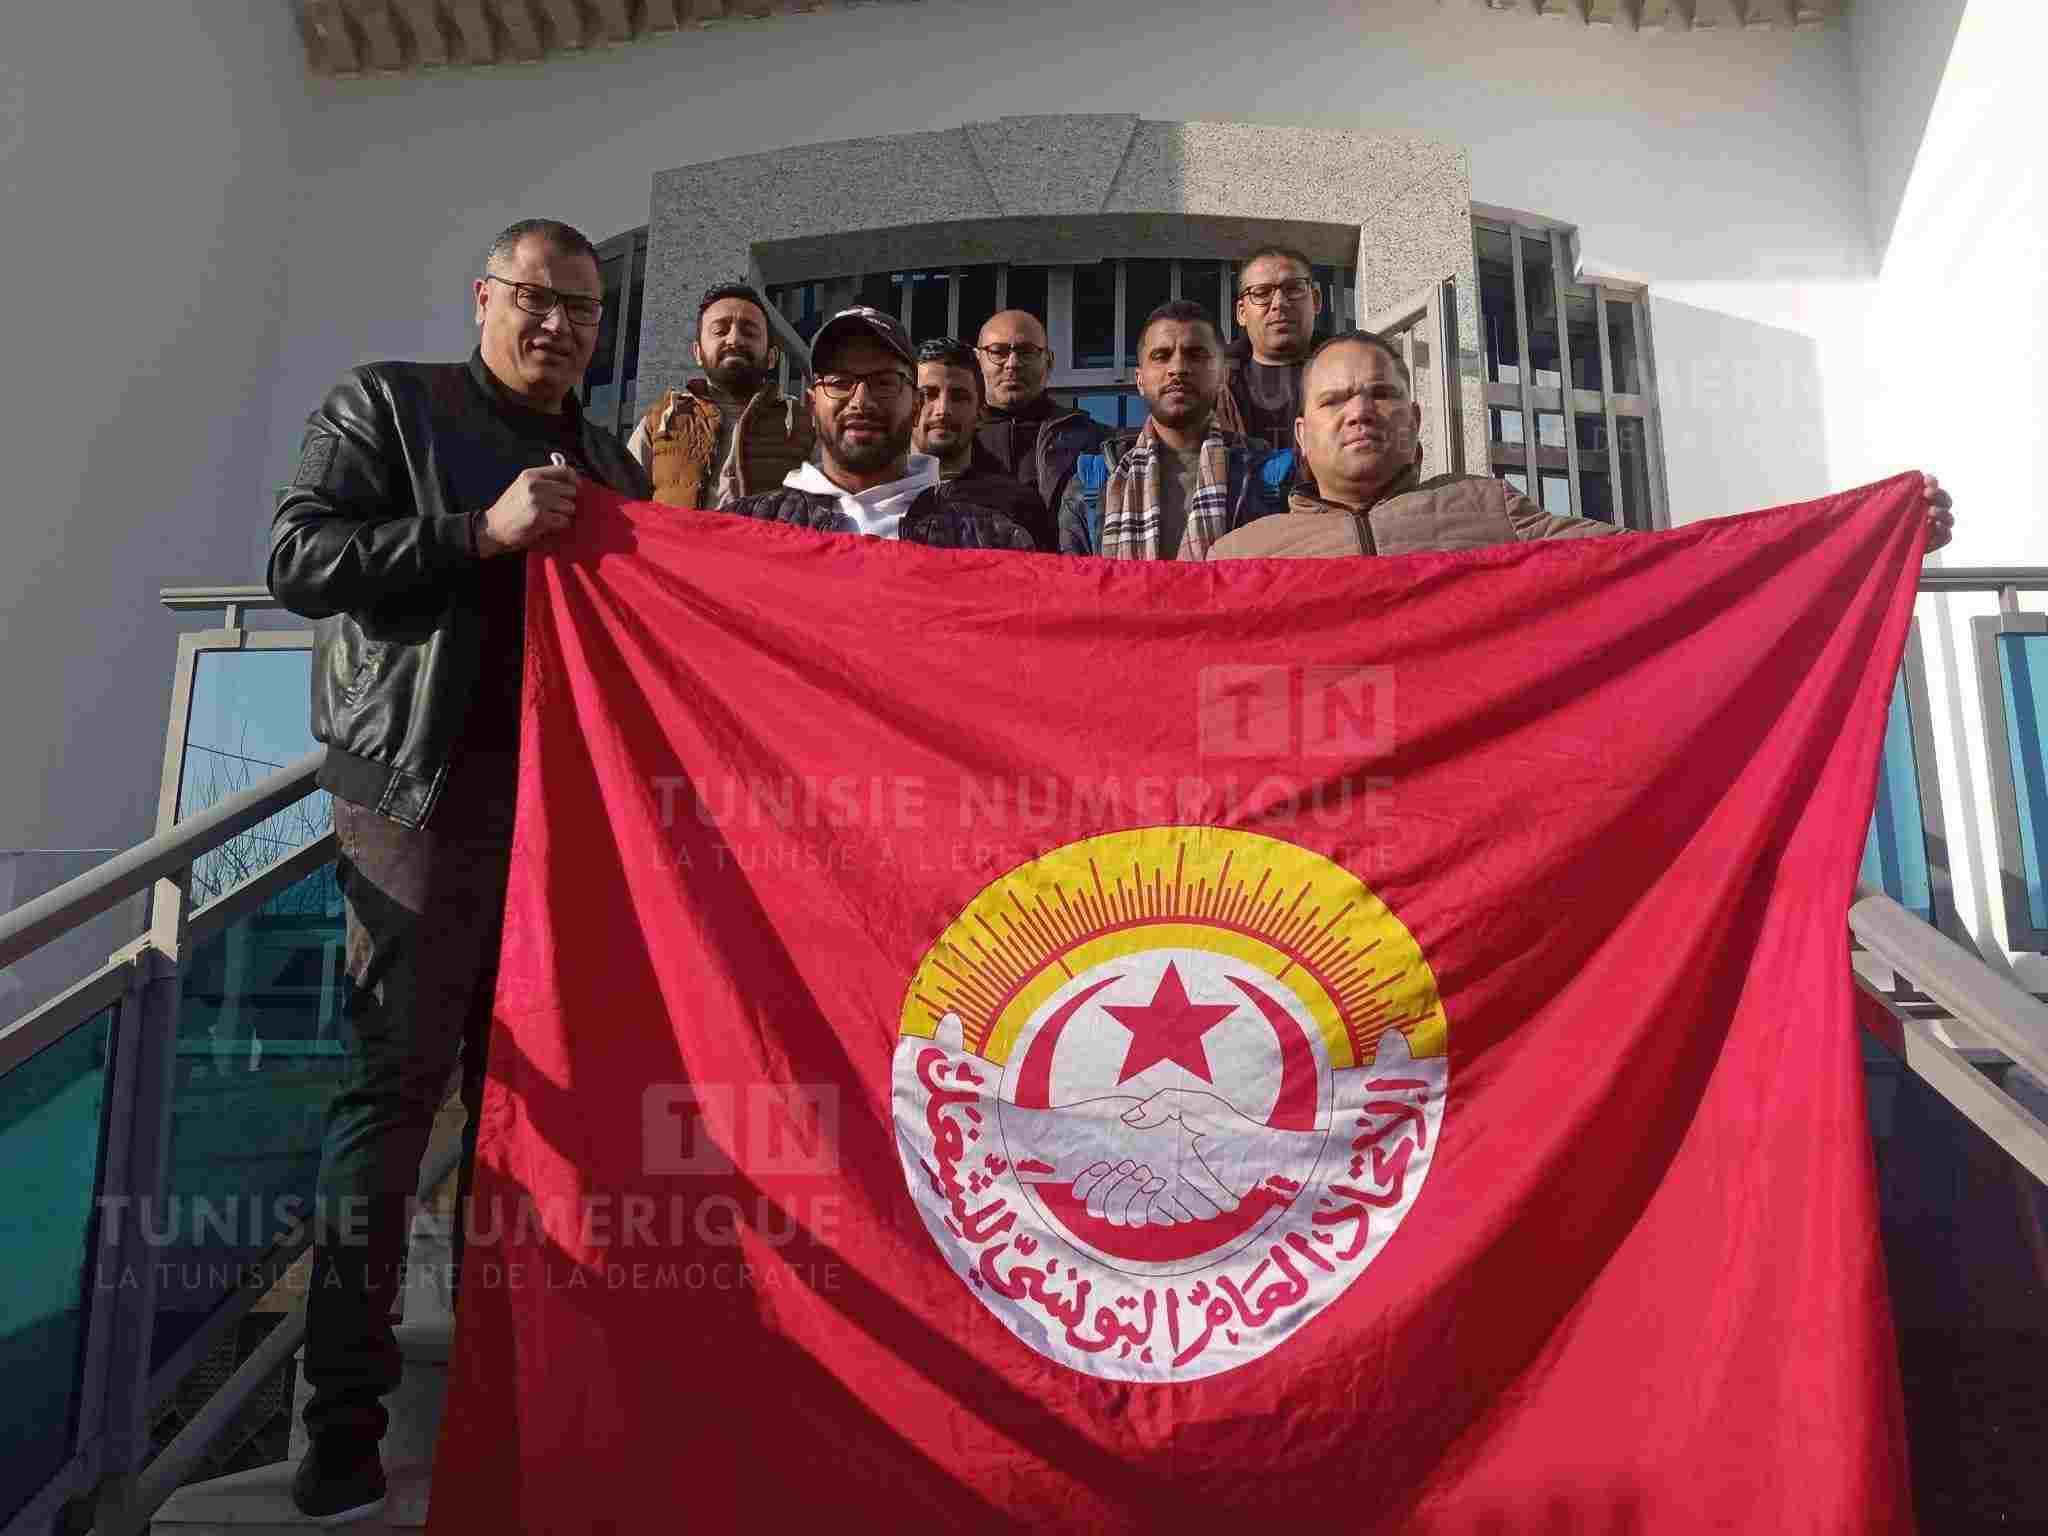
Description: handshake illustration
xmin=1012 ymin=1088 xmax=1320 ymax=1230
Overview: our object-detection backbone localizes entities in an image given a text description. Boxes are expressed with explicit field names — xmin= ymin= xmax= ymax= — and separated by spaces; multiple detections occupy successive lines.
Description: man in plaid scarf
xmin=1058 ymin=299 xmax=1289 ymax=558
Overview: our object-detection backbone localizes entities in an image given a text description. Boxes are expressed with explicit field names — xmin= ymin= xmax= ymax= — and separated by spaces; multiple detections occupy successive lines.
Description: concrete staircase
xmin=150 ymin=1211 xmax=455 ymax=1534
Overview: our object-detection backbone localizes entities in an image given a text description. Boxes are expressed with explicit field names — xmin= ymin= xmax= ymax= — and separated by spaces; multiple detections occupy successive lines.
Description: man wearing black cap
xmin=724 ymin=308 xmax=1038 ymax=549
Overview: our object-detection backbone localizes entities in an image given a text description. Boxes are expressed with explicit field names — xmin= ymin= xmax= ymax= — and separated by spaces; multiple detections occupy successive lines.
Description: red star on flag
xmin=1104 ymin=962 xmax=1238 ymax=1085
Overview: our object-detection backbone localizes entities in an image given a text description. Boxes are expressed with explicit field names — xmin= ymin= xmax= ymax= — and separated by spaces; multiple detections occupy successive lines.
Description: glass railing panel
xmin=0 ymin=1005 xmax=115 ymax=1527
xmin=1861 ymin=667 xmax=1935 ymax=922
xmin=149 ymin=857 xmax=345 ymax=1377
xmin=1995 ymin=632 xmax=2048 ymax=932
xmin=174 ymin=647 xmax=329 ymax=906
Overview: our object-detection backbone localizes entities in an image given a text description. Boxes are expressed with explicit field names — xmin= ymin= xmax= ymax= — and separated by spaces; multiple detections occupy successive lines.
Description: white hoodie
xmin=783 ymin=455 xmax=940 ymax=540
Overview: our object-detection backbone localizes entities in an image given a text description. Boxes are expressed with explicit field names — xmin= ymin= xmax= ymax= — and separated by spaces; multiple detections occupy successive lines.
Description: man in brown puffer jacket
xmin=1210 ymin=328 xmax=1957 ymax=562
xmin=628 ymin=282 xmax=814 ymax=508
xmin=1208 ymin=329 xmax=1612 ymax=560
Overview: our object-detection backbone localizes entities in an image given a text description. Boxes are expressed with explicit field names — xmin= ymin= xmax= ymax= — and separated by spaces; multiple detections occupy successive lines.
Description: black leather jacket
xmin=724 ymin=484 xmax=1038 ymax=549
xmin=268 ymin=354 xmax=649 ymax=827
xmin=974 ymin=395 xmax=1108 ymax=527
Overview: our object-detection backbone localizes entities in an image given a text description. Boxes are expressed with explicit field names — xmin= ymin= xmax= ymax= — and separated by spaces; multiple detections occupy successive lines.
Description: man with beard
xmin=913 ymin=337 xmax=1053 ymax=549
xmin=973 ymin=308 xmax=1107 ymax=521
xmin=1207 ymin=329 xmax=1958 ymax=559
xmin=1214 ymin=245 xmax=1321 ymax=458
xmin=629 ymin=282 xmax=813 ymax=507
xmin=1057 ymin=300 xmax=1287 ymax=559
xmin=724 ymin=308 xmax=1037 ymax=549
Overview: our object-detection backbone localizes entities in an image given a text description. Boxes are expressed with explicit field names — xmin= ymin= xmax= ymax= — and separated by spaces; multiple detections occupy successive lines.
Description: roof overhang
xmin=293 ymin=0 xmax=925 ymax=78
xmin=1453 ymin=0 xmax=1845 ymax=28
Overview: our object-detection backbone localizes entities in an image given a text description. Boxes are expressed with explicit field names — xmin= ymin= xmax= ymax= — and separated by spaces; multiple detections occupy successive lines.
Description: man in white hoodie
xmin=723 ymin=307 xmax=1039 ymax=550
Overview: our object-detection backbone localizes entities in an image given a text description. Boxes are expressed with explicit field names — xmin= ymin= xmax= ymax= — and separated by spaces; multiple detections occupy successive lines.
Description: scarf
xmin=1099 ymin=421 xmax=1235 ymax=562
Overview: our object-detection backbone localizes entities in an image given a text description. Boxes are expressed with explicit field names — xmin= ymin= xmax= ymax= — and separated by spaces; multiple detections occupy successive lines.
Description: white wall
xmin=1835 ymin=0 xmax=2047 ymax=569
xmin=0 ymin=2 xmax=305 ymax=852
xmin=1852 ymin=0 xmax=1971 ymax=266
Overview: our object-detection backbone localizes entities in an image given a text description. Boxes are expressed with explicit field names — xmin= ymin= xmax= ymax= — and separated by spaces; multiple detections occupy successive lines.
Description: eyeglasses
xmin=483 ymin=275 xmax=604 ymax=328
xmin=976 ymin=343 xmax=1048 ymax=364
xmin=1238 ymin=279 xmax=1315 ymax=310
xmin=813 ymin=368 xmax=913 ymax=402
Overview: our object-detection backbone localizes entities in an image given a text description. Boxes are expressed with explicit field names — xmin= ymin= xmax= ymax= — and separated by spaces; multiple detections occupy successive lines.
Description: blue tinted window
xmin=1997 ymin=633 xmax=2048 ymax=932
xmin=1073 ymin=393 xmax=1119 ymax=430
xmin=1860 ymin=668 xmax=1933 ymax=921
xmin=151 ymin=861 xmax=346 ymax=1376
xmin=1073 ymin=262 xmax=1115 ymax=371
xmin=176 ymin=649 xmax=330 ymax=907
xmin=1068 ymin=392 xmax=1148 ymax=431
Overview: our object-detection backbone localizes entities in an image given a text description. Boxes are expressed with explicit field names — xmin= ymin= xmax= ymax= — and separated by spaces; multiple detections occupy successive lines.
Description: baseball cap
xmin=811 ymin=306 xmax=916 ymax=372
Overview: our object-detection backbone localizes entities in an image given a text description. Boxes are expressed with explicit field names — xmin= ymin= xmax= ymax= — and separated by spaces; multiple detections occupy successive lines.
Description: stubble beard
xmin=1147 ymin=388 xmax=1212 ymax=436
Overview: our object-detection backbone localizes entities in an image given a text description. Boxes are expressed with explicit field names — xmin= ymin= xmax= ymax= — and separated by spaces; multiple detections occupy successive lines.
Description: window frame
xmin=582 ymin=226 xmax=648 ymax=438
xmin=1970 ymin=604 xmax=2048 ymax=952
xmin=1472 ymin=210 xmax=1669 ymax=530
xmin=772 ymin=258 xmax=1358 ymax=392
xmin=1874 ymin=624 xmax=1960 ymax=930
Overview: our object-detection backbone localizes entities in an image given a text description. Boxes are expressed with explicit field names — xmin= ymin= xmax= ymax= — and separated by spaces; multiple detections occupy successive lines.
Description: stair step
xmin=155 ymin=1214 xmax=456 ymax=1532
xmin=150 ymin=1461 xmax=430 ymax=1532
xmin=287 ymin=1320 xmax=452 ymax=1463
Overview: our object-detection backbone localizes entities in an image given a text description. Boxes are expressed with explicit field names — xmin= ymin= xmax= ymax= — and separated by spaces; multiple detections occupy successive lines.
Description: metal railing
xmin=1853 ymin=886 xmax=2048 ymax=1187
xmin=0 ymin=752 xmax=343 ymax=1536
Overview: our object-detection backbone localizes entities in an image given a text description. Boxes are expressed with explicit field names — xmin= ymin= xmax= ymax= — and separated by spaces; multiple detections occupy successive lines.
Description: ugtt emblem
xmin=893 ymin=828 xmax=1447 ymax=1381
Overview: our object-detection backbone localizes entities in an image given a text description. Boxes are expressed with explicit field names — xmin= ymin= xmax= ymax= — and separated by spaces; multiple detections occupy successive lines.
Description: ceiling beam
xmin=494 ymin=0 xmax=546 ymax=61
xmin=343 ymin=1 xmax=408 ymax=69
xmin=533 ymin=0 xmax=584 ymax=49
xmin=301 ymin=0 xmax=364 ymax=71
xmin=588 ymin=0 xmax=635 ymax=41
xmin=442 ymin=0 xmax=497 ymax=62
xmin=389 ymin=0 xmax=452 ymax=66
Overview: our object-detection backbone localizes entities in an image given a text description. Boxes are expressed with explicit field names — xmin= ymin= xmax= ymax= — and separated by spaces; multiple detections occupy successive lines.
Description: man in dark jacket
xmin=1218 ymin=244 xmax=1322 ymax=456
xmin=267 ymin=218 xmax=649 ymax=1523
xmin=1057 ymin=300 xmax=1289 ymax=558
xmin=913 ymin=337 xmax=1053 ymax=550
xmin=972 ymin=308 xmax=1107 ymax=524
xmin=726 ymin=308 xmax=1036 ymax=550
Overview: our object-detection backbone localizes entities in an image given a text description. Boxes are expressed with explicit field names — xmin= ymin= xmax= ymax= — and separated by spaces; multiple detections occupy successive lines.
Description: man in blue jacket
xmin=1057 ymin=300 xmax=1289 ymax=558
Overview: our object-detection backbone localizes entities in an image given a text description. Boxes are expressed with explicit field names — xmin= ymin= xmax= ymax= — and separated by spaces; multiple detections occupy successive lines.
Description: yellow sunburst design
xmin=901 ymin=827 xmax=1445 ymax=1066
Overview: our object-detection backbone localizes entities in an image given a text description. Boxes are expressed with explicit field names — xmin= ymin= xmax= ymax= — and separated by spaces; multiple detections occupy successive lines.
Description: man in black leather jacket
xmin=726 ymin=307 xmax=1038 ymax=550
xmin=267 ymin=218 xmax=648 ymax=1523
xmin=972 ymin=308 xmax=1108 ymax=527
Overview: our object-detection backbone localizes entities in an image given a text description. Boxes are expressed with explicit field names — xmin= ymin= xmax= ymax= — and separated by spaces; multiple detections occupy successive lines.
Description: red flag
xmin=434 ymin=475 xmax=1925 ymax=1532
